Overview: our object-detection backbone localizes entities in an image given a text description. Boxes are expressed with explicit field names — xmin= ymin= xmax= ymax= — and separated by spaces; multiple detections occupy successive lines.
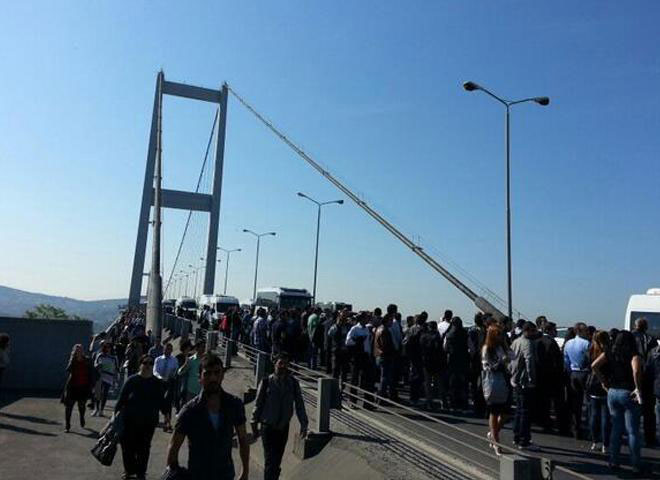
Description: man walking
xmin=510 ymin=321 xmax=539 ymax=450
xmin=251 ymin=354 xmax=308 ymax=480
xmin=167 ymin=353 xmax=250 ymax=480
xmin=563 ymin=322 xmax=591 ymax=439
xmin=307 ymin=308 xmax=322 ymax=369
xmin=153 ymin=342 xmax=178 ymax=432
xmin=116 ymin=354 xmax=165 ymax=480
xmin=177 ymin=340 xmax=205 ymax=403
xmin=374 ymin=315 xmax=396 ymax=401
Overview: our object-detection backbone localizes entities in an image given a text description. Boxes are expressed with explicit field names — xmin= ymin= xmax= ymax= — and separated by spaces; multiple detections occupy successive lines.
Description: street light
xmin=243 ymin=229 xmax=276 ymax=301
xmin=297 ymin=192 xmax=344 ymax=304
xmin=217 ymin=247 xmax=242 ymax=295
xmin=463 ymin=80 xmax=549 ymax=320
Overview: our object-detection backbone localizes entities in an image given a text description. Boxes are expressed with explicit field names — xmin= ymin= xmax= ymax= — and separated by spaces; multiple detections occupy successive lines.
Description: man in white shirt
xmin=154 ymin=343 xmax=178 ymax=432
xmin=437 ymin=310 xmax=453 ymax=338
xmin=345 ymin=313 xmax=374 ymax=409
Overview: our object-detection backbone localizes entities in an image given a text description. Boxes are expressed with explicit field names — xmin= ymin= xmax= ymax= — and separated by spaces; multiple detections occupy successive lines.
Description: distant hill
xmin=0 ymin=285 xmax=126 ymax=331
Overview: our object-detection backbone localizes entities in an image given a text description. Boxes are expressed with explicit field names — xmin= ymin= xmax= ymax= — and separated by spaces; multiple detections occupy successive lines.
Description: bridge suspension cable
xmin=227 ymin=85 xmax=509 ymax=320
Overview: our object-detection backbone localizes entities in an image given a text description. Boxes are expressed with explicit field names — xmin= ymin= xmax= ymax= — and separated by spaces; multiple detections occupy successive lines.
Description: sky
xmin=1 ymin=1 xmax=659 ymax=329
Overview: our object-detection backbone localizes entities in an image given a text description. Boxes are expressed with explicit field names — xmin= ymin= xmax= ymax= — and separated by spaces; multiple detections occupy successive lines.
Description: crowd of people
xmin=227 ymin=304 xmax=658 ymax=477
xmin=53 ymin=303 xmax=660 ymax=478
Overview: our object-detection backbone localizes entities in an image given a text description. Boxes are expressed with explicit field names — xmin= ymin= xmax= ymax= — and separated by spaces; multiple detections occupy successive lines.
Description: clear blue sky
xmin=2 ymin=1 xmax=659 ymax=329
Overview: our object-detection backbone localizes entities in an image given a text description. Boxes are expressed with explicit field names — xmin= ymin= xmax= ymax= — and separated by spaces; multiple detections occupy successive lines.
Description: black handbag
xmin=90 ymin=412 xmax=124 ymax=466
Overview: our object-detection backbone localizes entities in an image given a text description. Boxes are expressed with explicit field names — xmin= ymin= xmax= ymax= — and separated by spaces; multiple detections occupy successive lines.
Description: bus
xmin=624 ymin=288 xmax=660 ymax=338
xmin=255 ymin=287 xmax=312 ymax=310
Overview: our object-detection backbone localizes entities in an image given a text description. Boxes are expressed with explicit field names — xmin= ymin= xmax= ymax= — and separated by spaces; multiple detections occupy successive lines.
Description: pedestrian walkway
xmin=0 ymin=394 xmax=263 ymax=480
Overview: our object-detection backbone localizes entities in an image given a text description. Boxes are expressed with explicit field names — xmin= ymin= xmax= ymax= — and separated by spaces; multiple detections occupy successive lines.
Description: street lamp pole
xmin=463 ymin=81 xmax=549 ymax=320
xmin=297 ymin=192 xmax=343 ymax=304
xmin=243 ymin=230 xmax=276 ymax=301
xmin=218 ymin=247 xmax=242 ymax=295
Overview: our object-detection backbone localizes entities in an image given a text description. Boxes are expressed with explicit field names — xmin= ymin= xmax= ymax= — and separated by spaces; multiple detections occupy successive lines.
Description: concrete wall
xmin=0 ymin=316 xmax=93 ymax=392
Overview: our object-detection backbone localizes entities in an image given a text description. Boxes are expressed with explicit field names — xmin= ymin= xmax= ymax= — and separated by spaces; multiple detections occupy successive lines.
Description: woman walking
xmin=587 ymin=331 xmax=611 ymax=454
xmin=481 ymin=325 xmax=510 ymax=456
xmin=93 ymin=341 xmax=118 ymax=417
xmin=62 ymin=344 xmax=94 ymax=432
xmin=592 ymin=330 xmax=645 ymax=475
xmin=115 ymin=354 xmax=165 ymax=480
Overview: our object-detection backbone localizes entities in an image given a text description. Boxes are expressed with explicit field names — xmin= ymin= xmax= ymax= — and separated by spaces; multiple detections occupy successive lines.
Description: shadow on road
xmin=0 ymin=422 xmax=57 ymax=437
xmin=0 ymin=411 xmax=60 ymax=425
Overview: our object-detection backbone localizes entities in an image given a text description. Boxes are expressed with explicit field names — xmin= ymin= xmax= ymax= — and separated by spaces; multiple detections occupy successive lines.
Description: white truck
xmin=624 ymin=288 xmax=660 ymax=338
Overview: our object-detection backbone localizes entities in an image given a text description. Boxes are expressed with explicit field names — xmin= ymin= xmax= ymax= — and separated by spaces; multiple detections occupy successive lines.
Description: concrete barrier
xmin=0 ymin=316 xmax=93 ymax=391
xmin=500 ymin=455 xmax=554 ymax=480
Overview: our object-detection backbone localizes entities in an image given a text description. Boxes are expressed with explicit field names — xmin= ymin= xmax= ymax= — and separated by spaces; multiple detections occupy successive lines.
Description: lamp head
xmin=237 ymin=248 xmax=242 ymax=252
xmin=337 ymin=200 xmax=344 ymax=205
xmin=534 ymin=96 xmax=550 ymax=106
xmin=297 ymin=192 xmax=305 ymax=198
xmin=269 ymin=232 xmax=277 ymax=236
xmin=463 ymin=81 xmax=480 ymax=92
xmin=242 ymin=229 xmax=249 ymax=233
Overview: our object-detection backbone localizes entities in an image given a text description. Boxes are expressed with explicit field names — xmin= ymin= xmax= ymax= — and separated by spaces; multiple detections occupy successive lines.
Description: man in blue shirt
xmin=563 ymin=322 xmax=591 ymax=439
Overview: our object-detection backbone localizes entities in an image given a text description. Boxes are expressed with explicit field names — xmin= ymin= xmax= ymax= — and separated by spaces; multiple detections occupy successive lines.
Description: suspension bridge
xmin=2 ymin=72 xmax=657 ymax=480
xmin=130 ymin=71 xmax=525 ymax=338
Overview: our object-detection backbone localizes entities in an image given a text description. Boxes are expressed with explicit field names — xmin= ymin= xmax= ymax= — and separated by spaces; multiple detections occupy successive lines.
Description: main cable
xmin=227 ymin=85 xmax=484 ymax=306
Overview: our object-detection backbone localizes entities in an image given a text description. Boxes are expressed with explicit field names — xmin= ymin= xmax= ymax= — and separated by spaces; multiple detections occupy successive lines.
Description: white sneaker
xmin=590 ymin=442 xmax=600 ymax=451
xmin=91 ymin=410 xmax=98 ymax=417
xmin=487 ymin=431 xmax=494 ymax=447
xmin=601 ymin=445 xmax=608 ymax=454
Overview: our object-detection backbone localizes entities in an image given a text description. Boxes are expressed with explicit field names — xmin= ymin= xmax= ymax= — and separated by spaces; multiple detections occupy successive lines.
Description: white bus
xmin=255 ymin=287 xmax=312 ymax=310
xmin=624 ymin=288 xmax=660 ymax=338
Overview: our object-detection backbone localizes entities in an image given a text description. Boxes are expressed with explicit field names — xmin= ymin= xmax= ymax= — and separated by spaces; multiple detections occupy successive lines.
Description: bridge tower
xmin=128 ymin=72 xmax=228 ymax=308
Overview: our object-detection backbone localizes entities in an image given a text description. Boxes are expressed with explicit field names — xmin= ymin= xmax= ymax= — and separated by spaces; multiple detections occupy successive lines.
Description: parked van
xmin=198 ymin=294 xmax=240 ymax=314
xmin=624 ymin=288 xmax=660 ymax=338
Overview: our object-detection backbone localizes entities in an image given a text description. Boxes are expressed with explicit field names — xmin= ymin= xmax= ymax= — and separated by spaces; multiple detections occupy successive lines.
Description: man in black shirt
xmin=115 ymin=354 xmax=165 ymax=480
xmin=166 ymin=353 xmax=250 ymax=480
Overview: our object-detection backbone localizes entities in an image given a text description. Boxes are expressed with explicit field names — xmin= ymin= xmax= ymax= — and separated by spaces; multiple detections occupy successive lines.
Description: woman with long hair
xmin=592 ymin=330 xmax=645 ymax=475
xmin=481 ymin=325 xmax=510 ymax=456
xmin=587 ymin=331 xmax=611 ymax=453
xmin=62 ymin=344 xmax=94 ymax=432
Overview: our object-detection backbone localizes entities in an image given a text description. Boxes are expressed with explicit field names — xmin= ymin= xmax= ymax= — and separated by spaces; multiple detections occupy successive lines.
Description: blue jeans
xmin=514 ymin=387 xmax=533 ymax=445
xmin=376 ymin=357 xmax=394 ymax=399
xmin=607 ymin=388 xmax=641 ymax=469
xmin=589 ymin=396 xmax=611 ymax=446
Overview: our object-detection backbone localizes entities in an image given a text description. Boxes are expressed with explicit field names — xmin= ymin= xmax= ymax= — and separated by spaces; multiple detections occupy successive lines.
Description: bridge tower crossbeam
xmin=128 ymin=72 xmax=228 ymax=307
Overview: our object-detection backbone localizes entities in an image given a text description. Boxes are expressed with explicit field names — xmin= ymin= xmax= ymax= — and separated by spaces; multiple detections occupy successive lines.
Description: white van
xmin=624 ymin=288 xmax=660 ymax=338
xmin=198 ymin=294 xmax=240 ymax=314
